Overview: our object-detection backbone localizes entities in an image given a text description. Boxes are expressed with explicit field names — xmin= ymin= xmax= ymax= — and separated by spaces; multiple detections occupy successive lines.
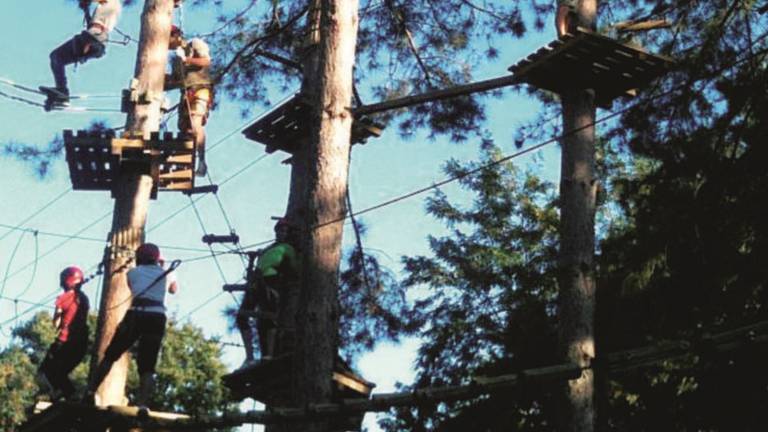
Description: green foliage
xmin=338 ymin=223 xmax=419 ymax=359
xmin=384 ymin=140 xmax=562 ymax=430
xmin=0 ymin=347 xmax=37 ymax=431
xmin=0 ymin=312 xmax=234 ymax=430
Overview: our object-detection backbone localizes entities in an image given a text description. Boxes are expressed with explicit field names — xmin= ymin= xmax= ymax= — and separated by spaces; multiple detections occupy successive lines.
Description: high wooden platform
xmin=19 ymin=401 xmax=191 ymax=432
xmin=508 ymin=27 xmax=674 ymax=107
xmin=63 ymin=130 xmax=196 ymax=199
xmin=242 ymin=94 xmax=384 ymax=154
xmin=223 ymin=354 xmax=375 ymax=430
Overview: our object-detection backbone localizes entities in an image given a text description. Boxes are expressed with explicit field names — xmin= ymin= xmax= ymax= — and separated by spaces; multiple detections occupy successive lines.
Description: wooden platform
xmin=508 ymin=27 xmax=674 ymax=106
xmin=19 ymin=401 xmax=191 ymax=432
xmin=223 ymin=354 xmax=375 ymax=403
xmin=242 ymin=94 xmax=384 ymax=154
xmin=63 ymin=130 xmax=196 ymax=199
xmin=223 ymin=355 xmax=375 ymax=431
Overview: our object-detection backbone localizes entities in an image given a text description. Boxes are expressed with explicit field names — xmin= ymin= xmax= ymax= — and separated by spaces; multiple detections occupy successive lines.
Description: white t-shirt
xmin=88 ymin=0 xmax=122 ymax=43
xmin=127 ymin=264 xmax=176 ymax=314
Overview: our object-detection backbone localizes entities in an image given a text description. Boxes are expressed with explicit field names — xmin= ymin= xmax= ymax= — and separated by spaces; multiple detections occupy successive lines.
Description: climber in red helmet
xmin=37 ymin=266 xmax=90 ymax=401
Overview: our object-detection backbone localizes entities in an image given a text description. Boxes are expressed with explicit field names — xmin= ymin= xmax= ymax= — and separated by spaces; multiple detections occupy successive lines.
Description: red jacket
xmin=55 ymin=290 xmax=89 ymax=342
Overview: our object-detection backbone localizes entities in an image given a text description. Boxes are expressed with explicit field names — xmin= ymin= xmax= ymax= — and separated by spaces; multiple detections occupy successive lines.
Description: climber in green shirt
xmin=236 ymin=218 xmax=300 ymax=367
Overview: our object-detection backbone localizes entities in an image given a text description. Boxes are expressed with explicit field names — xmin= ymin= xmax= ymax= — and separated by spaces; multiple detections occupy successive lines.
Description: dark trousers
xmin=39 ymin=332 xmax=88 ymax=398
xmin=236 ymin=277 xmax=280 ymax=357
xmin=49 ymin=31 xmax=105 ymax=91
xmin=102 ymin=310 xmax=166 ymax=374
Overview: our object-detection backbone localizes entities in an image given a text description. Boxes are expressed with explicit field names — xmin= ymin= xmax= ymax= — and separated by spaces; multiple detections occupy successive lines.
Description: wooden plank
xmin=333 ymin=372 xmax=374 ymax=396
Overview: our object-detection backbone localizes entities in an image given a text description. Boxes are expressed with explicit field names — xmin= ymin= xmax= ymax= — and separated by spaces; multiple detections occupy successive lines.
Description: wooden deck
xmin=508 ymin=27 xmax=674 ymax=106
xmin=223 ymin=355 xmax=375 ymax=431
xmin=63 ymin=130 xmax=196 ymax=198
xmin=242 ymin=94 xmax=384 ymax=154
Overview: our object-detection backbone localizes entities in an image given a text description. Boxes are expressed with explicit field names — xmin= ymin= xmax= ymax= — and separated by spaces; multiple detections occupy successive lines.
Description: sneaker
xmin=38 ymin=86 xmax=70 ymax=103
xmin=195 ymin=160 xmax=207 ymax=177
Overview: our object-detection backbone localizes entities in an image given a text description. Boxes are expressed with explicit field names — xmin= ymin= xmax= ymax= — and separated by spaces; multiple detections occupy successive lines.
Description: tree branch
xmin=215 ymin=6 xmax=310 ymax=83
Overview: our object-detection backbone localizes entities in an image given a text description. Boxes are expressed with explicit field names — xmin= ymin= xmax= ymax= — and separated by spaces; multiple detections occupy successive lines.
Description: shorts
xmin=178 ymin=87 xmax=212 ymax=131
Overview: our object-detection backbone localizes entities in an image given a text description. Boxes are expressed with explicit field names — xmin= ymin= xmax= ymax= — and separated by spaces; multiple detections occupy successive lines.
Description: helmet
xmin=170 ymin=25 xmax=183 ymax=37
xmin=136 ymin=243 xmax=163 ymax=264
xmin=60 ymin=266 xmax=84 ymax=290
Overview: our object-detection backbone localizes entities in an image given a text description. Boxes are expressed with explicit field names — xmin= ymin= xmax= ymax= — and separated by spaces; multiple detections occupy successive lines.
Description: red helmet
xmin=170 ymin=25 xmax=183 ymax=37
xmin=136 ymin=243 xmax=163 ymax=264
xmin=60 ymin=266 xmax=84 ymax=290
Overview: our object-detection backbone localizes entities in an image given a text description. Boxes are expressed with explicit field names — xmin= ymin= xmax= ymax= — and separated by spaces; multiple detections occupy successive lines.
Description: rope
xmin=15 ymin=231 xmax=39 ymax=299
xmin=0 ymin=222 xmax=214 ymax=253
xmin=0 ymin=188 xmax=71 ymax=243
xmin=147 ymin=153 xmax=272 ymax=234
xmin=0 ymin=232 xmax=26 ymax=299
xmin=1 ymin=210 xmax=112 ymax=284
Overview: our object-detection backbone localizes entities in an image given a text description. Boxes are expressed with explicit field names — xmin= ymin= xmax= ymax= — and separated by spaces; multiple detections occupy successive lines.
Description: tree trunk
xmin=557 ymin=1 xmax=598 ymax=431
xmin=91 ymin=0 xmax=175 ymax=407
xmin=291 ymin=0 xmax=359 ymax=431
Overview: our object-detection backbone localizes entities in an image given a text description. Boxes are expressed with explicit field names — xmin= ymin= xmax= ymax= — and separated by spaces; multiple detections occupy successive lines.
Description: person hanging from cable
xmin=39 ymin=0 xmax=122 ymax=106
xmin=86 ymin=243 xmax=179 ymax=409
xmin=164 ymin=25 xmax=214 ymax=177
xmin=37 ymin=266 xmax=90 ymax=402
xmin=236 ymin=218 xmax=300 ymax=368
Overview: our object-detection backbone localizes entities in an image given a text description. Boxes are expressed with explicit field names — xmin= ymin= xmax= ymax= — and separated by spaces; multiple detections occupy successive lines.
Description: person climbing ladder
xmin=237 ymin=218 xmax=300 ymax=368
xmin=165 ymin=25 xmax=214 ymax=177
xmin=86 ymin=243 xmax=178 ymax=408
xmin=37 ymin=266 xmax=90 ymax=401
xmin=39 ymin=0 xmax=122 ymax=107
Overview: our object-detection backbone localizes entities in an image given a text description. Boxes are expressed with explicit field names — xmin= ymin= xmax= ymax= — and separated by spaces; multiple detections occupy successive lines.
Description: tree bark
xmin=291 ymin=0 xmax=359 ymax=431
xmin=557 ymin=1 xmax=598 ymax=431
xmin=91 ymin=0 xmax=175 ymax=407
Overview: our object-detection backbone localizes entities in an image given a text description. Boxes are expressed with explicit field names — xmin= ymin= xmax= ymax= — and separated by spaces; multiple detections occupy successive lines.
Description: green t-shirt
xmin=257 ymin=242 xmax=299 ymax=278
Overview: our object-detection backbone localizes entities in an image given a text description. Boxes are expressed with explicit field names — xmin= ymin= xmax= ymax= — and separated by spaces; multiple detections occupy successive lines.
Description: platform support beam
xmin=557 ymin=1 xmax=598 ymax=432
xmin=90 ymin=0 xmax=176 ymax=408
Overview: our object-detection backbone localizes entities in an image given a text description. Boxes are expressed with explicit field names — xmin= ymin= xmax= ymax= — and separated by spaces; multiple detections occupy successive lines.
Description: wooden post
xmin=557 ymin=0 xmax=598 ymax=431
xmin=90 ymin=0 xmax=176 ymax=407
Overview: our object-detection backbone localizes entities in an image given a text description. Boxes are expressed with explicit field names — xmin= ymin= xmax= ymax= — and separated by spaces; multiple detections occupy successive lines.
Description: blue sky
xmin=0 ymin=1 xmax=563 ymax=429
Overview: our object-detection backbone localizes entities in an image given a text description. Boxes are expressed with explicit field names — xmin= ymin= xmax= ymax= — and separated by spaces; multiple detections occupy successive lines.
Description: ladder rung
xmin=159 ymin=169 xmax=193 ymax=180
xmin=203 ymin=234 xmax=240 ymax=244
xmin=182 ymin=184 xmax=219 ymax=196
xmin=166 ymin=154 xmax=194 ymax=164
xmin=223 ymin=284 xmax=247 ymax=292
xmin=162 ymin=181 xmax=193 ymax=190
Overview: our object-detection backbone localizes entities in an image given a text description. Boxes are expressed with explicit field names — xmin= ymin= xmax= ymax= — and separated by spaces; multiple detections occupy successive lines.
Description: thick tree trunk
xmin=267 ymin=3 xmax=322 ymax=432
xmin=291 ymin=0 xmax=359 ymax=431
xmin=91 ymin=0 xmax=175 ymax=407
xmin=557 ymin=1 xmax=598 ymax=431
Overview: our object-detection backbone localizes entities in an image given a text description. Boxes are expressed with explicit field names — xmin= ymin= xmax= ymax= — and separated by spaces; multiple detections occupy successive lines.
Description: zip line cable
xmin=0 ymin=188 xmax=71 ymax=243
xmin=0 ymin=222 xmax=215 ymax=253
